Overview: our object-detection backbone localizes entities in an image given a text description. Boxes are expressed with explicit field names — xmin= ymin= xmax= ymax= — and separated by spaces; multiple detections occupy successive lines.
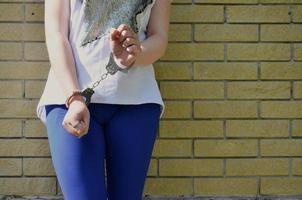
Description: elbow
xmin=158 ymin=33 xmax=169 ymax=58
xmin=45 ymin=31 xmax=69 ymax=45
xmin=45 ymin=33 xmax=70 ymax=53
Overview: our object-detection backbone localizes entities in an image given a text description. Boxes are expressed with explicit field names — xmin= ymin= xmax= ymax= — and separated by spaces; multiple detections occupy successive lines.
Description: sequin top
xmin=36 ymin=0 xmax=171 ymax=125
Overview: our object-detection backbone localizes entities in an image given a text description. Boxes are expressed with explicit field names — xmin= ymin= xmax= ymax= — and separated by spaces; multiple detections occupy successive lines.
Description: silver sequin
xmin=80 ymin=0 xmax=153 ymax=47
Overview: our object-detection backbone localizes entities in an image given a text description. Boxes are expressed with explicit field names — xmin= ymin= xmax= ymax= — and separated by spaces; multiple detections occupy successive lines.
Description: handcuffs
xmin=65 ymin=53 xmax=134 ymax=138
xmin=65 ymin=52 xmax=135 ymax=109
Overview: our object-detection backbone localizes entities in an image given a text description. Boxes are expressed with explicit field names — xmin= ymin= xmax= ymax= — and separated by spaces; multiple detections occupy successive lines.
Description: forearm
xmin=133 ymin=33 xmax=168 ymax=67
xmin=46 ymin=33 xmax=81 ymax=99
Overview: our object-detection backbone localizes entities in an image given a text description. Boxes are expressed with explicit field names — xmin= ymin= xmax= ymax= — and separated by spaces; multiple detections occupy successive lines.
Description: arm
xmin=134 ymin=0 xmax=171 ymax=66
xmin=44 ymin=0 xmax=84 ymax=101
xmin=110 ymin=0 xmax=171 ymax=67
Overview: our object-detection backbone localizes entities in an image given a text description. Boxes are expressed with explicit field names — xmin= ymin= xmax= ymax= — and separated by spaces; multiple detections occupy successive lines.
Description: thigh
xmin=45 ymin=104 xmax=107 ymax=200
xmin=104 ymin=103 xmax=161 ymax=200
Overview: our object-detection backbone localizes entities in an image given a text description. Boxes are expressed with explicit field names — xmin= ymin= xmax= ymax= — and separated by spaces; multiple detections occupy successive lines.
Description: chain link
xmin=91 ymin=71 xmax=109 ymax=90
xmin=79 ymin=53 xmax=134 ymax=107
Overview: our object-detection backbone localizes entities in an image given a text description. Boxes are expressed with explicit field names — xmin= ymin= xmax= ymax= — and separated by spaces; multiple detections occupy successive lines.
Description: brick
xmin=0 ymin=80 xmax=23 ymax=98
xmin=25 ymin=80 xmax=45 ymax=98
xmin=144 ymin=178 xmax=193 ymax=196
xmin=23 ymin=158 xmax=55 ymax=176
xmin=0 ymin=178 xmax=56 ymax=195
xmin=226 ymin=158 xmax=288 ymax=176
xmin=294 ymin=81 xmax=302 ymax=99
xmin=24 ymin=42 xmax=48 ymax=60
xmin=261 ymin=25 xmax=302 ymax=42
xmin=169 ymin=24 xmax=192 ymax=42
xmin=293 ymin=5 xmax=302 ymax=22
xmin=24 ymin=119 xmax=47 ymax=138
xmin=0 ymin=3 xmax=24 ymax=21
xmin=0 ymin=23 xmax=24 ymax=40
xmin=194 ymin=178 xmax=258 ymax=196
xmin=261 ymin=0 xmax=302 ymax=3
xmin=0 ymin=158 xmax=22 ymax=176
xmin=194 ymin=139 xmax=258 ymax=157
xmin=154 ymin=62 xmax=192 ymax=80
xmin=227 ymin=81 xmax=291 ymax=99
xmin=194 ymin=101 xmax=258 ymax=118
xmin=0 ymin=139 xmax=50 ymax=156
xmin=162 ymin=43 xmax=224 ymax=61
xmin=228 ymin=43 xmax=290 ymax=61
xmin=147 ymin=159 xmax=157 ymax=176
xmin=0 ymin=23 xmax=44 ymax=41
xmin=195 ymin=0 xmax=258 ymax=3
xmin=0 ymin=61 xmax=49 ymax=79
xmin=159 ymin=159 xmax=223 ymax=176
xmin=261 ymin=62 xmax=302 ymax=80
xmin=0 ymin=119 xmax=22 ymax=137
xmin=159 ymin=120 xmax=223 ymax=138
xmin=0 ymin=42 xmax=23 ymax=60
xmin=194 ymin=62 xmax=258 ymax=80
xmin=172 ymin=0 xmax=191 ymax=3
xmin=152 ymin=139 xmax=192 ymax=157
xmin=0 ymin=99 xmax=38 ymax=118
xmin=293 ymin=120 xmax=302 ymax=137
xmin=261 ymin=139 xmax=302 ymax=156
xmin=294 ymin=44 xmax=302 ymax=61
xmin=171 ymin=5 xmax=223 ymax=23
xmin=227 ymin=5 xmax=290 ymax=23
xmin=292 ymin=158 xmax=302 ymax=175
xmin=261 ymin=178 xmax=302 ymax=195
xmin=261 ymin=101 xmax=302 ymax=118
xmin=160 ymin=81 xmax=224 ymax=99
xmin=195 ymin=24 xmax=258 ymax=42
xmin=226 ymin=120 xmax=289 ymax=138
xmin=25 ymin=3 xmax=44 ymax=22
xmin=161 ymin=101 xmax=192 ymax=119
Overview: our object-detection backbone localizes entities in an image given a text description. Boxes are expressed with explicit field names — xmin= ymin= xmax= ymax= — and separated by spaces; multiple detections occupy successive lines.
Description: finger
xmin=126 ymin=45 xmax=142 ymax=54
xmin=79 ymin=119 xmax=88 ymax=136
xmin=69 ymin=121 xmax=83 ymax=136
xmin=78 ymin=120 xmax=89 ymax=137
xmin=117 ymin=24 xmax=138 ymax=39
xmin=126 ymin=54 xmax=136 ymax=65
xmin=117 ymin=23 xmax=132 ymax=34
xmin=73 ymin=120 xmax=85 ymax=135
xmin=122 ymin=37 xmax=140 ymax=48
xmin=119 ymin=29 xmax=138 ymax=43
xmin=62 ymin=121 xmax=79 ymax=136
xmin=76 ymin=122 xmax=87 ymax=138
xmin=110 ymin=28 xmax=121 ymax=42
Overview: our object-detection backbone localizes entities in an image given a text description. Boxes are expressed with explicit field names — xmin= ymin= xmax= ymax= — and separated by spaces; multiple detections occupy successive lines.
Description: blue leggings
xmin=45 ymin=103 xmax=161 ymax=200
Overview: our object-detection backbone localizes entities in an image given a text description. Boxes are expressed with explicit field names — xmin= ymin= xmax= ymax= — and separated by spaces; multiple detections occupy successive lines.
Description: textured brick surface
xmin=1 ymin=0 xmax=302 ymax=198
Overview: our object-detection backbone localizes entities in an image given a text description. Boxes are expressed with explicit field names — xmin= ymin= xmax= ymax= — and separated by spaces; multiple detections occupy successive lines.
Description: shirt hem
xmin=37 ymin=99 xmax=165 ymax=126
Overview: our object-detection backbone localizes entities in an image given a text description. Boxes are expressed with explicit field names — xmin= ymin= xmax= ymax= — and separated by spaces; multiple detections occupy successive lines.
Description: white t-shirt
xmin=36 ymin=0 xmax=169 ymax=125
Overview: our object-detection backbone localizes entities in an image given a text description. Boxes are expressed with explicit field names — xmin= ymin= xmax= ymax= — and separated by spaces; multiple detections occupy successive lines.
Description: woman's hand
xmin=109 ymin=24 xmax=142 ymax=67
xmin=62 ymin=96 xmax=90 ymax=138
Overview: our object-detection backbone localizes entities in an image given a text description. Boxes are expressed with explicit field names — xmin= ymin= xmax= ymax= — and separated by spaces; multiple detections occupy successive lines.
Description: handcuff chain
xmin=91 ymin=71 xmax=110 ymax=90
xmin=79 ymin=53 xmax=134 ymax=107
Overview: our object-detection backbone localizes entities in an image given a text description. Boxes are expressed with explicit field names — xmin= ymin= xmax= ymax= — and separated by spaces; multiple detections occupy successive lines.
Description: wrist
xmin=70 ymin=95 xmax=85 ymax=105
xmin=65 ymin=90 xmax=86 ymax=108
xmin=112 ymin=53 xmax=136 ymax=69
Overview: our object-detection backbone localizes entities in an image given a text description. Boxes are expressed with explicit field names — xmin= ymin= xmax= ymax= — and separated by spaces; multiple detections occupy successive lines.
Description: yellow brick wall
xmin=0 ymin=0 xmax=302 ymax=198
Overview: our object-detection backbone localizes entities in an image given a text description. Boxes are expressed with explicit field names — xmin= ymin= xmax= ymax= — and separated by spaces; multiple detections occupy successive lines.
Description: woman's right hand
xmin=62 ymin=95 xmax=90 ymax=138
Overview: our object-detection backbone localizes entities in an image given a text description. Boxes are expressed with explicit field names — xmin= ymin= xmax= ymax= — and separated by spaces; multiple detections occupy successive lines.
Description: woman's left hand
xmin=109 ymin=24 xmax=142 ymax=67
